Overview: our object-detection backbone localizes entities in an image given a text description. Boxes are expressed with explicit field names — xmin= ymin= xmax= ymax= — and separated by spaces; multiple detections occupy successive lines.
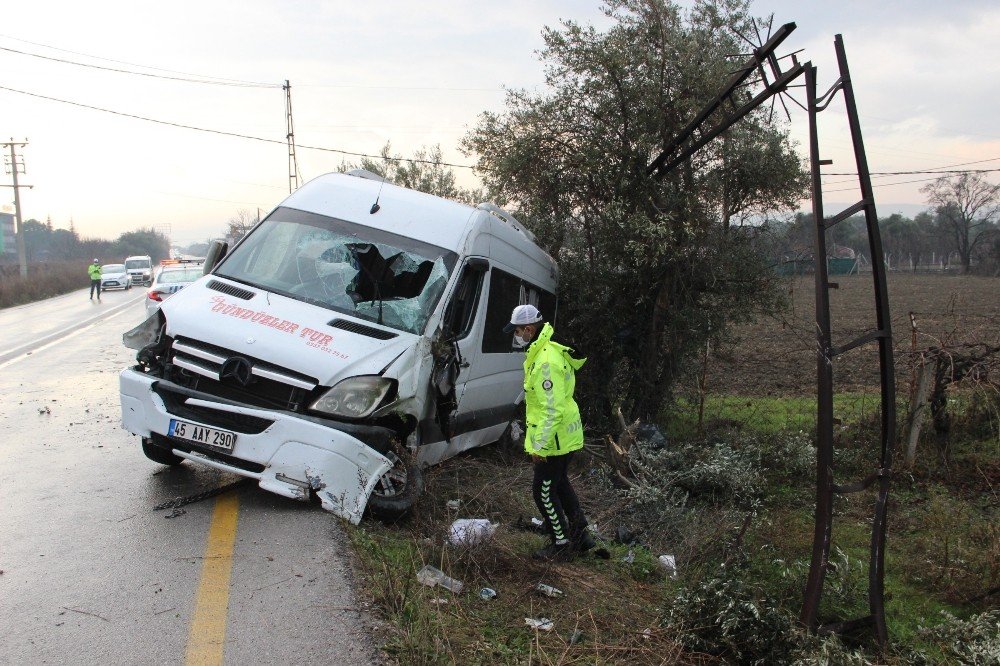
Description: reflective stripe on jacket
xmin=523 ymin=323 xmax=586 ymax=457
xmin=88 ymin=264 xmax=102 ymax=280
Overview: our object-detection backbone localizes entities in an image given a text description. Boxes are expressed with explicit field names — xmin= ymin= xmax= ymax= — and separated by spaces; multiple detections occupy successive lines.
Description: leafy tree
xmin=112 ymin=228 xmax=170 ymax=263
xmin=921 ymin=173 xmax=1000 ymax=274
xmin=340 ymin=142 xmax=484 ymax=205
xmin=462 ymin=0 xmax=805 ymax=423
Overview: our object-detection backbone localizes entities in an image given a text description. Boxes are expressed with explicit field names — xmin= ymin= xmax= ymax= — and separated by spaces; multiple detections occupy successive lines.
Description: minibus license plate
xmin=168 ymin=419 xmax=237 ymax=451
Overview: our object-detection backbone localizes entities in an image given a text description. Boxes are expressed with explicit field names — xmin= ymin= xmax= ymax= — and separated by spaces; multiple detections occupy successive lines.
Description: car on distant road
xmin=145 ymin=262 xmax=205 ymax=317
xmin=125 ymin=255 xmax=154 ymax=286
xmin=100 ymin=264 xmax=132 ymax=291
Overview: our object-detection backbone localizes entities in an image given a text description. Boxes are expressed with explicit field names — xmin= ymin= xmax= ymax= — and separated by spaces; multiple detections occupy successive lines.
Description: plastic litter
xmin=657 ymin=554 xmax=677 ymax=578
xmin=642 ymin=628 xmax=652 ymax=640
xmin=479 ymin=587 xmax=497 ymax=600
xmin=508 ymin=420 xmax=524 ymax=442
xmin=430 ymin=598 xmax=448 ymax=605
xmin=635 ymin=423 xmax=667 ymax=450
xmin=446 ymin=499 xmax=462 ymax=511
xmin=622 ymin=550 xmax=635 ymax=564
xmin=531 ymin=517 xmax=545 ymax=528
xmin=448 ymin=518 xmax=497 ymax=546
xmin=416 ymin=565 xmax=464 ymax=594
xmin=535 ymin=583 xmax=563 ymax=598
xmin=525 ymin=617 xmax=554 ymax=632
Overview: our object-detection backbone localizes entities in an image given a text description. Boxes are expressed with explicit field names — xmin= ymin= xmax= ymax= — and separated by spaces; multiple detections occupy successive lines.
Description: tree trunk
xmin=903 ymin=360 xmax=934 ymax=468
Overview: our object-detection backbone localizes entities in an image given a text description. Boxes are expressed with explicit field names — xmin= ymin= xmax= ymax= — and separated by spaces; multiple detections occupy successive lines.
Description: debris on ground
xmin=658 ymin=554 xmax=677 ymax=577
xmin=164 ymin=508 xmax=186 ymax=519
xmin=525 ymin=617 xmax=554 ymax=632
xmin=416 ymin=564 xmax=464 ymax=593
xmin=535 ymin=583 xmax=563 ymax=598
xmin=37 ymin=406 xmax=51 ymax=415
xmin=446 ymin=499 xmax=462 ymax=511
xmin=567 ymin=629 xmax=584 ymax=645
xmin=515 ymin=515 xmax=548 ymax=535
xmin=479 ymin=587 xmax=497 ymax=600
xmin=448 ymin=518 xmax=497 ymax=546
xmin=622 ymin=550 xmax=635 ymax=564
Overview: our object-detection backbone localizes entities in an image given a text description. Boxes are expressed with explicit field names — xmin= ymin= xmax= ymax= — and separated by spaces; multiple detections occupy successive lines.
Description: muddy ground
xmin=704 ymin=273 xmax=1000 ymax=396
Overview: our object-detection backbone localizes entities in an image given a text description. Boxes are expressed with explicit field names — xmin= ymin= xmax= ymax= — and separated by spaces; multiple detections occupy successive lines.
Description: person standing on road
xmin=88 ymin=259 xmax=102 ymax=301
xmin=505 ymin=304 xmax=594 ymax=560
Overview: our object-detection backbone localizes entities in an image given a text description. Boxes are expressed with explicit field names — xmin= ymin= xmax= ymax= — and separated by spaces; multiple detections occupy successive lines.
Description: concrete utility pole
xmin=284 ymin=80 xmax=299 ymax=193
xmin=2 ymin=140 xmax=31 ymax=279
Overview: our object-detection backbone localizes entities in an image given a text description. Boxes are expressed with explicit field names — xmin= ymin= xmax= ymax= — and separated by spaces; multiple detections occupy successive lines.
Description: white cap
xmin=93 ymin=258 xmax=99 ymax=262
xmin=504 ymin=304 xmax=543 ymax=333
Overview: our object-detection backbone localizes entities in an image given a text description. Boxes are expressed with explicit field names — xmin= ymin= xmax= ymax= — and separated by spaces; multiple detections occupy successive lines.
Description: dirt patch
xmin=704 ymin=273 xmax=1000 ymax=396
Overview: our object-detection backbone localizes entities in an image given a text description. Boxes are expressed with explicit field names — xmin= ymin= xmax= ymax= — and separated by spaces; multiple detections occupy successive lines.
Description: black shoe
xmin=533 ymin=541 xmax=574 ymax=561
xmin=574 ymin=531 xmax=596 ymax=552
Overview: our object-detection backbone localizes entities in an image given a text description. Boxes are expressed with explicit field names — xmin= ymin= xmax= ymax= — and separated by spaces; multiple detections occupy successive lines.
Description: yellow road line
xmin=185 ymin=493 xmax=240 ymax=666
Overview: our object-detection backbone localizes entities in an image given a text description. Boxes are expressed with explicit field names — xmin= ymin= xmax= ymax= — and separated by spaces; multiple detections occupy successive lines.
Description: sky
xmin=2 ymin=0 xmax=998 ymax=246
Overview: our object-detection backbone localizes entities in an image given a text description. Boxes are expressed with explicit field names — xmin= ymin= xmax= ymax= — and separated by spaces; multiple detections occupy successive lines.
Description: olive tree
xmin=340 ymin=142 xmax=484 ymax=205
xmin=462 ymin=0 xmax=806 ymax=424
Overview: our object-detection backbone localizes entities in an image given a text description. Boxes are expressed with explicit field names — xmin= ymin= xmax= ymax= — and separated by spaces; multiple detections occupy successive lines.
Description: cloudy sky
xmin=2 ymin=0 xmax=997 ymax=245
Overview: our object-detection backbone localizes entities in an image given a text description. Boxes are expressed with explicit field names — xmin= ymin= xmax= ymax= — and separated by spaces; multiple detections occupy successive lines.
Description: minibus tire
xmin=368 ymin=457 xmax=423 ymax=519
xmin=142 ymin=436 xmax=184 ymax=466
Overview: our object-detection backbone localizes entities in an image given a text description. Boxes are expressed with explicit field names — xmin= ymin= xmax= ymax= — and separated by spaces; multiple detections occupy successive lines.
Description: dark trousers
xmin=532 ymin=452 xmax=586 ymax=544
xmin=89 ymin=279 xmax=101 ymax=299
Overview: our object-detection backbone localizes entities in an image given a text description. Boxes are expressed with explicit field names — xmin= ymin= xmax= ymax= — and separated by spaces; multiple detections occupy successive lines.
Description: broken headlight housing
xmin=310 ymin=376 xmax=393 ymax=419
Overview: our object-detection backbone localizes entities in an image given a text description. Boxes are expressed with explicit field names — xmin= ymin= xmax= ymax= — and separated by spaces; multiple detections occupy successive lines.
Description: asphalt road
xmin=0 ymin=288 xmax=381 ymax=665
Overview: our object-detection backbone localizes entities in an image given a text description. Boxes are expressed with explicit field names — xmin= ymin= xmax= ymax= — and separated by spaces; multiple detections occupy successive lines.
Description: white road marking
xmin=0 ymin=295 xmax=145 ymax=369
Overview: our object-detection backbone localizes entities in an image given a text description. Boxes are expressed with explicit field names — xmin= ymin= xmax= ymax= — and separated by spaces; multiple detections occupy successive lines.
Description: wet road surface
xmin=0 ymin=291 xmax=381 ymax=665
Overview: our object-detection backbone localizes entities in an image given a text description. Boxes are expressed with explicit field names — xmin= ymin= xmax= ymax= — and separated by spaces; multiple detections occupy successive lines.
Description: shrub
xmin=910 ymin=610 xmax=1000 ymax=665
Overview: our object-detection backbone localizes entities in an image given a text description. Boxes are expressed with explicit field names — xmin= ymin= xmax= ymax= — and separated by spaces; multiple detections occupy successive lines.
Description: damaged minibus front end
xmin=118 ymin=171 xmax=554 ymax=522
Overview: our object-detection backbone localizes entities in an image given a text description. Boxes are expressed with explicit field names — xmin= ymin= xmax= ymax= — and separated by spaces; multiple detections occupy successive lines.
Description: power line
xmin=0 ymin=84 xmax=477 ymax=169
xmin=0 ymin=45 xmax=279 ymax=88
xmin=0 ymin=33 xmax=275 ymax=87
xmin=824 ymin=174 xmax=952 ymax=193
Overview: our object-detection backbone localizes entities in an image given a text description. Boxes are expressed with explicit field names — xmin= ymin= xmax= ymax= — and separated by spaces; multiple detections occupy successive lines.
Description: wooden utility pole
xmin=2 ymin=140 xmax=31 ymax=278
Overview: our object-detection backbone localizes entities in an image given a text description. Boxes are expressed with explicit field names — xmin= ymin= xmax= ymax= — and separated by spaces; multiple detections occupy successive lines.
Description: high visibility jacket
xmin=523 ymin=323 xmax=586 ymax=457
xmin=88 ymin=264 xmax=102 ymax=280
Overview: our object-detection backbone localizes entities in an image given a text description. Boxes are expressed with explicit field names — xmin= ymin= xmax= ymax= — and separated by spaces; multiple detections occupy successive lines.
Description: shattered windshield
xmin=214 ymin=207 xmax=457 ymax=335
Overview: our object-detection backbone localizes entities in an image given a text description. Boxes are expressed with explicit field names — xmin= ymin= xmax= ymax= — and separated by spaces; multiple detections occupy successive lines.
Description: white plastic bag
xmin=448 ymin=518 xmax=497 ymax=546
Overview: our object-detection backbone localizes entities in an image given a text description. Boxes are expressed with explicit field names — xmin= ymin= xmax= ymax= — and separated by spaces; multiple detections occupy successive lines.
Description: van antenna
xmin=370 ymin=162 xmax=389 ymax=214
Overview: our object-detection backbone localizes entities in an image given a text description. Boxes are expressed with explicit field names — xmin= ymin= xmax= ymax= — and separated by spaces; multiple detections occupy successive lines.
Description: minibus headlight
xmin=310 ymin=376 xmax=393 ymax=419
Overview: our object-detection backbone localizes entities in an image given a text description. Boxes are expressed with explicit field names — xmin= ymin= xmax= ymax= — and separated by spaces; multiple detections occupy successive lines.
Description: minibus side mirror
xmin=466 ymin=257 xmax=489 ymax=273
xmin=203 ymin=240 xmax=229 ymax=275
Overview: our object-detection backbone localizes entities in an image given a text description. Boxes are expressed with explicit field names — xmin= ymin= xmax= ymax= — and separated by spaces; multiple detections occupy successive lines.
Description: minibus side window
xmin=481 ymin=268 xmax=555 ymax=353
xmin=442 ymin=264 xmax=484 ymax=340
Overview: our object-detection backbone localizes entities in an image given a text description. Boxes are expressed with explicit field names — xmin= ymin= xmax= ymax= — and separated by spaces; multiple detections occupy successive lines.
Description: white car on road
xmin=145 ymin=263 xmax=205 ymax=317
xmin=100 ymin=264 xmax=131 ymax=291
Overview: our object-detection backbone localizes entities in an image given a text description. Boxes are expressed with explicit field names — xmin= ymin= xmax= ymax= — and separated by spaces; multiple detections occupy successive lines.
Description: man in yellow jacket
xmin=88 ymin=259 xmax=102 ymax=301
xmin=505 ymin=304 xmax=593 ymax=560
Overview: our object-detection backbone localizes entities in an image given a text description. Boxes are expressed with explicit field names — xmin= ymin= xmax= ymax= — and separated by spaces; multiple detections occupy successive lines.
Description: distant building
xmin=0 ymin=212 xmax=14 ymax=255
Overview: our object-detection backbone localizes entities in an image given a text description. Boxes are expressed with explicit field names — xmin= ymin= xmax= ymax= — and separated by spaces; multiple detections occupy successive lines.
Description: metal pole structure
xmin=800 ymin=61 xmax=835 ymax=630
xmin=799 ymin=35 xmax=895 ymax=650
xmin=834 ymin=33 xmax=895 ymax=648
xmin=641 ymin=24 xmax=895 ymax=648
xmin=284 ymin=80 xmax=299 ymax=193
xmin=6 ymin=141 xmax=29 ymax=278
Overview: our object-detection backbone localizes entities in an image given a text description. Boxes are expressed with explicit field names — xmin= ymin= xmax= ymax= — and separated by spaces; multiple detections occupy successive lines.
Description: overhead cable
xmin=0 ymin=85 xmax=477 ymax=169
xmin=0 ymin=33 xmax=275 ymax=87
xmin=0 ymin=45 xmax=279 ymax=88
